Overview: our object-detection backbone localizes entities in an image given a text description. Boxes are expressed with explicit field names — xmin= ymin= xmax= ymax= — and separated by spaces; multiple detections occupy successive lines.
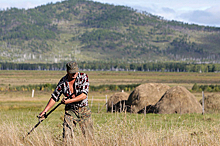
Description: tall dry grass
xmin=1 ymin=114 xmax=220 ymax=146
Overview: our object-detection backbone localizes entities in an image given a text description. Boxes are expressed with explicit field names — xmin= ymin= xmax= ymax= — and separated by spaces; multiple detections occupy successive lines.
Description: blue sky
xmin=0 ymin=0 xmax=220 ymax=27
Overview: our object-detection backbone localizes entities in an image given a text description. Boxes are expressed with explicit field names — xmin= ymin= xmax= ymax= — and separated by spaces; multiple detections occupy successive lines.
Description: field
xmin=1 ymin=70 xmax=220 ymax=145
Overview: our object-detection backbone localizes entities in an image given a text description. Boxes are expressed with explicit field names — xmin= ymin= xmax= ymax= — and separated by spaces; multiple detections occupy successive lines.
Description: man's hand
xmin=61 ymin=94 xmax=77 ymax=104
xmin=37 ymin=112 xmax=46 ymax=122
xmin=61 ymin=97 xmax=67 ymax=104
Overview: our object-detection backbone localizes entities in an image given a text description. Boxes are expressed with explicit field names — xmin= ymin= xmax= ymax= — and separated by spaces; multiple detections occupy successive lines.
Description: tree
xmin=192 ymin=83 xmax=199 ymax=91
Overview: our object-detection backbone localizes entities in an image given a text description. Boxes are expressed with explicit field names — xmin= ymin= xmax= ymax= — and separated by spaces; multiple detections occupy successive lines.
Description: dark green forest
xmin=7 ymin=83 xmax=140 ymax=92
xmin=191 ymin=83 xmax=220 ymax=92
xmin=6 ymin=81 xmax=220 ymax=93
xmin=1 ymin=62 xmax=220 ymax=73
xmin=0 ymin=0 xmax=220 ymax=64
xmin=7 ymin=82 xmax=220 ymax=92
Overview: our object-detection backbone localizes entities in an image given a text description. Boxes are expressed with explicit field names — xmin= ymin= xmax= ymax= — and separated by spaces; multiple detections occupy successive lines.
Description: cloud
xmin=131 ymin=4 xmax=220 ymax=27
xmin=181 ymin=10 xmax=211 ymax=21
xmin=0 ymin=0 xmax=62 ymax=10
xmin=207 ymin=5 xmax=220 ymax=13
xmin=162 ymin=7 xmax=175 ymax=13
xmin=110 ymin=1 xmax=220 ymax=27
xmin=178 ymin=6 xmax=220 ymax=27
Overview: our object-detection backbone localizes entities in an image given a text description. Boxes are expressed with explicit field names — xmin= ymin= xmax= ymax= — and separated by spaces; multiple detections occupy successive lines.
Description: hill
xmin=0 ymin=0 xmax=220 ymax=63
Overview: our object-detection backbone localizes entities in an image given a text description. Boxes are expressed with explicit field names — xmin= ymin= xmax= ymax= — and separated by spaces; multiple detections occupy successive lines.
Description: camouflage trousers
xmin=63 ymin=106 xmax=93 ymax=139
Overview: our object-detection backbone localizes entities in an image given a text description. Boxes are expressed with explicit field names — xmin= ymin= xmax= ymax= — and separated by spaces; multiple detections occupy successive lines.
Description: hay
xmin=199 ymin=94 xmax=220 ymax=113
xmin=107 ymin=92 xmax=129 ymax=112
xmin=154 ymin=86 xmax=202 ymax=114
xmin=126 ymin=83 xmax=170 ymax=113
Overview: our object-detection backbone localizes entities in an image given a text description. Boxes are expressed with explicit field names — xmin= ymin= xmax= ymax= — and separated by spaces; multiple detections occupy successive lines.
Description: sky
xmin=0 ymin=0 xmax=220 ymax=27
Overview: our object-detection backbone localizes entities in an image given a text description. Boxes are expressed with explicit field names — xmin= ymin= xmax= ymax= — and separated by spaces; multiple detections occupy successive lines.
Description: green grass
xmin=1 ymin=106 xmax=220 ymax=145
xmin=1 ymin=99 xmax=219 ymax=133
xmin=1 ymin=71 xmax=220 ymax=145
xmin=1 ymin=88 xmax=220 ymax=145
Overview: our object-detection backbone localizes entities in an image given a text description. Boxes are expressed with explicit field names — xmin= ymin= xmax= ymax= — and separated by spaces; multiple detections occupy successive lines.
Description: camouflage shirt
xmin=51 ymin=72 xmax=89 ymax=107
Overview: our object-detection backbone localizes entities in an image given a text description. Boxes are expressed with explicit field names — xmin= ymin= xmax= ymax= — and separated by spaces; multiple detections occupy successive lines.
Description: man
xmin=39 ymin=61 xmax=93 ymax=140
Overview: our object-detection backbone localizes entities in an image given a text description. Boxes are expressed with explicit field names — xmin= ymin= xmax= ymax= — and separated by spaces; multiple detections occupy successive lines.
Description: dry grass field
xmin=1 ymin=70 xmax=220 ymax=146
xmin=1 ymin=70 xmax=220 ymax=87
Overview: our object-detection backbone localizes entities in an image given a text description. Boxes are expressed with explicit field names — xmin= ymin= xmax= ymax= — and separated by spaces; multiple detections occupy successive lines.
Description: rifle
xmin=23 ymin=102 xmax=62 ymax=139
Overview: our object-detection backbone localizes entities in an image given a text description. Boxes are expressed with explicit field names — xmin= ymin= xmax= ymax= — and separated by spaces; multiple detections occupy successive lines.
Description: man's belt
xmin=65 ymin=104 xmax=84 ymax=110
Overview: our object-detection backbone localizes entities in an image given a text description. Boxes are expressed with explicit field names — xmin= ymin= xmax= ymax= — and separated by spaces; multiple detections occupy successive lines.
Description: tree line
xmin=1 ymin=62 xmax=220 ymax=72
xmin=4 ymin=82 xmax=220 ymax=93
xmin=191 ymin=83 xmax=220 ymax=92
xmin=2 ymin=83 xmax=140 ymax=92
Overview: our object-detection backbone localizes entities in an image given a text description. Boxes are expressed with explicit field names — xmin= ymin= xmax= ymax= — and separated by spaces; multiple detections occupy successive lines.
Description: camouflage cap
xmin=66 ymin=61 xmax=79 ymax=73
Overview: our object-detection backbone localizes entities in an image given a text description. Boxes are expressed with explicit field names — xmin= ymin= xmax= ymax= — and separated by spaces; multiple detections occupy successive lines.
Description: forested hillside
xmin=0 ymin=0 xmax=220 ymax=63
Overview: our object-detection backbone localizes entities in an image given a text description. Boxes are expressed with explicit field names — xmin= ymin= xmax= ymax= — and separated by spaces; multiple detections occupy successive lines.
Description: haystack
xmin=199 ymin=94 xmax=220 ymax=113
xmin=154 ymin=86 xmax=202 ymax=114
xmin=107 ymin=92 xmax=129 ymax=112
xmin=126 ymin=83 xmax=170 ymax=113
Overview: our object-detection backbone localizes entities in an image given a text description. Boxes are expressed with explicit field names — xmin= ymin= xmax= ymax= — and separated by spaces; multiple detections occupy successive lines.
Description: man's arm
xmin=61 ymin=93 xmax=87 ymax=104
xmin=39 ymin=98 xmax=56 ymax=117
